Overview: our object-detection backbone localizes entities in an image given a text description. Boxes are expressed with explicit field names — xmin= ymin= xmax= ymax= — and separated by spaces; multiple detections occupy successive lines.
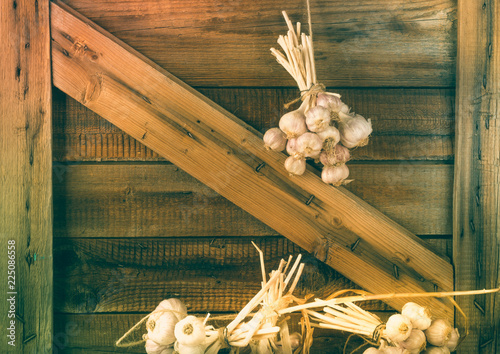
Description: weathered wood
xmin=53 ymin=88 xmax=455 ymax=162
xmin=53 ymin=313 xmax=393 ymax=353
xmin=53 ymin=163 xmax=453 ymax=237
xmin=59 ymin=0 xmax=457 ymax=87
xmin=53 ymin=237 xmax=451 ymax=314
xmin=50 ymin=1 xmax=454 ymax=318
xmin=0 ymin=0 xmax=53 ymax=352
xmin=453 ymin=0 xmax=500 ymax=352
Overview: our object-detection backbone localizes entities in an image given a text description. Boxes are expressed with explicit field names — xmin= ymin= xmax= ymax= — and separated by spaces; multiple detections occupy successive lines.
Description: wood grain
xmin=53 ymin=163 xmax=453 ymax=237
xmin=0 ymin=0 xmax=53 ymax=352
xmin=51 ymin=1 xmax=453 ymax=317
xmin=53 ymin=237 xmax=451 ymax=315
xmin=53 ymin=313 xmax=394 ymax=353
xmin=53 ymin=87 xmax=455 ymax=162
xmin=453 ymin=0 xmax=500 ymax=352
xmin=59 ymin=0 xmax=457 ymax=87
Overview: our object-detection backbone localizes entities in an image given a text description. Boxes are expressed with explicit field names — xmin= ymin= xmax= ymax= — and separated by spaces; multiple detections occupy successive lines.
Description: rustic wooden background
xmin=51 ymin=0 xmax=456 ymax=352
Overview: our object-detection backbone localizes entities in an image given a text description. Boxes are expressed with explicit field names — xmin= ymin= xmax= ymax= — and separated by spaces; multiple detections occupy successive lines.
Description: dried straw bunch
xmin=116 ymin=242 xmax=313 ymax=354
xmin=264 ymin=10 xmax=372 ymax=186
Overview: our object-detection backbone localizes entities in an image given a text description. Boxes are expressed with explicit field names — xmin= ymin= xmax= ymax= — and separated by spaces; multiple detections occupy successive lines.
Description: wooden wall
xmin=52 ymin=0 xmax=457 ymax=352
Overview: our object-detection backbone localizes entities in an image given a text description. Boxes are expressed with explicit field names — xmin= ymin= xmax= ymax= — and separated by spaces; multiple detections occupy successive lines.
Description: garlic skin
xmin=338 ymin=112 xmax=373 ymax=148
xmin=289 ymin=332 xmax=302 ymax=350
xmin=296 ymin=132 xmax=323 ymax=158
xmin=423 ymin=347 xmax=450 ymax=354
xmin=317 ymin=126 xmax=340 ymax=151
xmin=147 ymin=299 xmax=188 ymax=346
xmin=175 ymin=343 xmax=205 ymax=354
xmin=305 ymin=106 xmax=331 ymax=132
xmin=382 ymin=347 xmax=410 ymax=354
xmin=279 ymin=110 xmax=308 ymax=139
xmin=424 ymin=319 xmax=452 ymax=347
xmin=321 ymin=164 xmax=349 ymax=185
xmin=363 ymin=348 xmax=384 ymax=354
xmin=174 ymin=316 xmax=206 ymax=347
xmin=263 ymin=128 xmax=287 ymax=151
xmin=400 ymin=329 xmax=426 ymax=353
xmin=284 ymin=156 xmax=306 ymax=176
xmin=446 ymin=328 xmax=460 ymax=351
xmin=320 ymin=145 xmax=350 ymax=166
xmin=401 ymin=302 xmax=432 ymax=330
xmin=316 ymin=93 xmax=350 ymax=118
xmin=286 ymin=138 xmax=302 ymax=158
xmin=385 ymin=314 xmax=413 ymax=343
xmin=145 ymin=339 xmax=174 ymax=354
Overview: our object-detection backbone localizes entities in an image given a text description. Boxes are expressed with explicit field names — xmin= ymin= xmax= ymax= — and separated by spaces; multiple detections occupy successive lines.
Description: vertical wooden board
xmin=454 ymin=0 xmax=499 ymax=352
xmin=0 ymin=0 xmax=53 ymax=352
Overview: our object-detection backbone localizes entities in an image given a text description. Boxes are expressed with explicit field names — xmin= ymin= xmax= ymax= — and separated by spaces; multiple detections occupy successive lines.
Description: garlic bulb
xmin=401 ymin=302 xmax=432 ymax=330
xmin=321 ymin=164 xmax=349 ymax=185
xmin=147 ymin=299 xmax=187 ymax=346
xmin=446 ymin=328 xmax=459 ymax=351
xmin=319 ymin=145 xmax=350 ymax=166
xmin=145 ymin=339 xmax=174 ymax=354
xmin=286 ymin=138 xmax=301 ymax=158
xmin=338 ymin=112 xmax=373 ymax=148
xmin=363 ymin=348 xmax=383 ymax=354
xmin=305 ymin=106 xmax=331 ymax=132
xmin=289 ymin=332 xmax=302 ymax=350
xmin=296 ymin=132 xmax=323 ymax=158
xmin=284 ymin=156 xmax=306 ymax=176
xmin=175 ymin=343 xmax=205 ymax=354
xmin=317 ymin=126 xmax=340 ymax=151
xmin=424 ymin=319 xmax=452 ymax=347
xmin=263 ymin=128 xmax=287 ymax=151
xmin=385 ymin=314 xmax=413 ymax=343
xmin=279 ymin=110 xmax=307 ymax=139
xmin=400 ymin=329 xmax=426 ymax=353
xmin=382 ymin=347 xmax=410 ymax=354
xmin=174 ymin=316 xmax=206 ymax=347
xmin=316 ymin=93 xmax=350 ymax=119
xmin=423 ymin=347 xmax=450 ymax=354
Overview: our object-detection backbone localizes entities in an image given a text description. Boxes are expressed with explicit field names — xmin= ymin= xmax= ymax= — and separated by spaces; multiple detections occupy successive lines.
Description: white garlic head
xmin=263 ymin=128 xmax=287 ymax=151
xmin=423 ymin=347 xmax=450 ymax=354
xmin=174 ymin=315 xmax=206 ymax=347
xmin=279 ymin=110 xmax=307 ymax=139
xmin=425 ymin=319 xmax=452 ymax=347
xmin=446 ymin=328 xmax=460 ymax=351
xmin=320 ymin=145 xmax=350 ymax=166
xmin=296 ymin=132 xmax=323 ymax=158
xmin=284 ymin=156 xmax=306 ymax=176
xmin=317 ymin=126 xmax=340 ymax=151
xmin=286 ymin=138 xmax=302 ymax=158
xmin=401 ymin=302 xmax=432 ymax=330
xmin=147 ymin=299 xmax=187 ymax=346
xmin=400 ymin=329 xmax=426 ymax=352
xmin=385 ymin=314 xmax=413 ymax=343
xmin=289 ymin=332 xmax=302 ymax=350
xmin=305 ymin=105 xmax=331 ymax=132
xmin=338 ymin=112 xmax=372 ymax=148
xmin=175 ymin=343 xmax=205 ymax=354
xmin=321 ymin=164 xmax=349 ymax=185
xmin=382 ymin=347 xmax=410 ymax=354
xmin=316 ymin=93 xmax=350 ymax=120
xmin=145 ymin=339 xmax=174 ymax=354
xmin=363 ymin=348 xmax=383 ymax=354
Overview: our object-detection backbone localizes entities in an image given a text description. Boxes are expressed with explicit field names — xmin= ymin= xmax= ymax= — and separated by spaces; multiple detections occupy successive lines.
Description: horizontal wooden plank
xmin=59 ymin=0 xmax=456 ymax=87
xmin=53 ymin=163 xmax=452 ymax=237
xmin=53 ymin=88 xmax=455 ymax=162
xmin=53 ymin=313 xmax=394 ymax=353
xmin=51 ymin=1 xmax=453 ymax=318
xmin=54 ymin=237 xmax=450 ymax=315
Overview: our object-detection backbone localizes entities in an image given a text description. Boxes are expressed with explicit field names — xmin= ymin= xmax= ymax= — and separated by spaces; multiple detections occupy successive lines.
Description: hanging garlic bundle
xmin=262 ymin=10 xmax=372 ymax=183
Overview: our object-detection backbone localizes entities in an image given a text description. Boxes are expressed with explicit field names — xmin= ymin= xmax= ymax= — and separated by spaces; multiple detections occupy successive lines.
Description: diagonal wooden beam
xmin=50 ymin=0 xmax=453 ymax=319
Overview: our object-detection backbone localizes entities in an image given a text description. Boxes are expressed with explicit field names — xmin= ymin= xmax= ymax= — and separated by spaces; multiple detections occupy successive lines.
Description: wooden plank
xmin=53 ymin=163 xmax=453 ymax=237
xmin=59 ymin=0 xmax=456 ymax=87
xmin=53 ymin=313 xmax=394 ymax=354
xmin=54 ymin=237 xmax=398 ymax=314
xmin=453 ymin=0 xmax=500 ymax=352
xmin=50 ymin=1 xmax=454 ymax=318
xmin=53 ymin=87 xmax=455 ymax=162
xmin=0 ymin=0 xmax=53 ymax=352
